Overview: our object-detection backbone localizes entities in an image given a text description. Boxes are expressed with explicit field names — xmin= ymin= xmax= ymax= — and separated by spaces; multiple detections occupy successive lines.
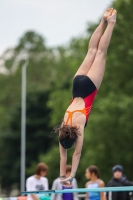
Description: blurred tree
xmin=41 ymin=0 xmax=133 ymax=188
xmin=0 ymin=90 xmax=52 ymax=194
xmin=0 ymin=31 xmax=57 ymax=193
xmin=0 ymin=0 xmax=133 ymax=193
xmin=84 ymin=0 xmax=133 ymax=182
xmin=0 ymin=31 xmax=56 ymax=131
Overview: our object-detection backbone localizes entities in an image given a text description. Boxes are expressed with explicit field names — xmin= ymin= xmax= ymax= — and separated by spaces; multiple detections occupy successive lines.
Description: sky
xmin=0 ymin=0 xmax=113 ymax=55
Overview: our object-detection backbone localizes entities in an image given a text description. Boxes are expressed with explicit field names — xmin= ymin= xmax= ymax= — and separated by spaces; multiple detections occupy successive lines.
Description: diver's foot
xmin=107 ymin=9 xmax=117 ymax=23
xmin=103 ymin=8 xmax=114 ymax=21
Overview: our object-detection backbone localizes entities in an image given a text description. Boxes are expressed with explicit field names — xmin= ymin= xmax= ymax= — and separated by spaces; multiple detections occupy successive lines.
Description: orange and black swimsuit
xmin=65 ymin=75 xmax=97 ymax=127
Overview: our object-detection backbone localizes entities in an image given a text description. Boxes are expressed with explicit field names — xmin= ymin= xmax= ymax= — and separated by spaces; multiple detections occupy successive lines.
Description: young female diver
xmin=53 ymin=8 xmax=117 ymax=186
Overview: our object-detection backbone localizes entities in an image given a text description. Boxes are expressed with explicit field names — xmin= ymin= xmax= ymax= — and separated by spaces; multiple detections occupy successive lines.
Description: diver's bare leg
xmin=74 ymin=19 xmax=106 ymax=77
xmin=87 ymin=10 xmax=117 ymax=89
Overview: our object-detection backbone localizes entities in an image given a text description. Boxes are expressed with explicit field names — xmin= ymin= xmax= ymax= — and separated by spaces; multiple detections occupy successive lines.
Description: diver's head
xmin=59 ymin=137 xmax=76 ymax=149
xmin=59 ymin=124 xmax=79 ymax=149
xmin=53 ymin=123 xmax=80 ymax=149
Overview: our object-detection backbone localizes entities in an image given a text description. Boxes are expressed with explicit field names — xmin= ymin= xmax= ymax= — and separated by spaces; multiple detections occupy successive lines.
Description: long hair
xmin=87 ymin=165 xmax=100 ymax=178
xmin=52 ymin=122 xmax=81 ymax=149
xmin=52 ymin=122 xmax=80 ymax=139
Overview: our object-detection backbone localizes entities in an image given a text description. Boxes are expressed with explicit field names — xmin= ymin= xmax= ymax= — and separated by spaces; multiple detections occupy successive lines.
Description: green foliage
xmin=0 ymin=0 xmax=133 ymax=193
xmin=0 ymin=90 xmax=52 ymax=192
xmin=43 ymin=0 xmax=133 ymax=188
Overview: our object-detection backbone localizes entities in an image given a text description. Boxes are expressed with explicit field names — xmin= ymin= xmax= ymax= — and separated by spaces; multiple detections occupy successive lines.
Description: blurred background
xmin=0 ymin=0 xmax=133 ymax=197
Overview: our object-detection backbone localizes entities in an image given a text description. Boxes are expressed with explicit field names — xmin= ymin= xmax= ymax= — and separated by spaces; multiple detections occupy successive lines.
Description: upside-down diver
xmin=53 ymin=8 xmax=117 ymax=186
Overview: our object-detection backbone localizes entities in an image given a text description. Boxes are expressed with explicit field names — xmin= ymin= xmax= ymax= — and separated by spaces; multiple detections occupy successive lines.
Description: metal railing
xmin=0 ymin=196 xmax=86 ymax=200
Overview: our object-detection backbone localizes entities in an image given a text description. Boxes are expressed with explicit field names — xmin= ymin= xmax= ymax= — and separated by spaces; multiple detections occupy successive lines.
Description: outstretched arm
xmin=59 ymin=143 xmax=67 ymax=177
xmin=70 ymin=131 xmax=84 ymax=177
xmin=60 ymin=129 xmax=84 ymax=185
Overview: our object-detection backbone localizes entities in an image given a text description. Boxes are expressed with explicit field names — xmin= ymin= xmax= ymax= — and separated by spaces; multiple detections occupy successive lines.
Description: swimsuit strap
xmin=86 ymin=106 xmax=92 ymax=115
xmin=65 ymin=111 xmax=73 ymax=125
xmin=65 ymin=107 xmax=86 ymax=126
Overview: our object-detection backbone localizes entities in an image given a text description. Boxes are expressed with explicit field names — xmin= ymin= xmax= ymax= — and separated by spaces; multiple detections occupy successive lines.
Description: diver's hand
xmin=60 ymin=176 xmax=73 ymax=187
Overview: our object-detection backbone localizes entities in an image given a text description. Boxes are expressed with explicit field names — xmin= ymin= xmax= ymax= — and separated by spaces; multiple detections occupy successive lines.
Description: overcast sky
xmin=0 ymin=0 xmax=113 ymax=55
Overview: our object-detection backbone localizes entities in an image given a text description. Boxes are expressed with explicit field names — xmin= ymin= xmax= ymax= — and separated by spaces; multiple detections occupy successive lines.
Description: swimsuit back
xmin=65 ymin=75 xmax=97 ymax=126
xmin=65 ymin=108 xmax=86 ymax=126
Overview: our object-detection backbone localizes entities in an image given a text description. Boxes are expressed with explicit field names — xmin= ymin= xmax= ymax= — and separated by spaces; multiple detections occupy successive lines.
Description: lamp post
xmin=21 ymin=60 xmax=28 ymax=192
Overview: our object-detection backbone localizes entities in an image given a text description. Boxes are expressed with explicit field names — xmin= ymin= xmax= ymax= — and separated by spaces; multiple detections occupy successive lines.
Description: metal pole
xmin=21 ymin=61 xmax=27 ymax=192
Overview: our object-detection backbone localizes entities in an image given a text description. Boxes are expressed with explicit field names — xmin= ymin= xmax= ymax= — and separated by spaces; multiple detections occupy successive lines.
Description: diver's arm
xmin=59 ymin=143 xmax=67 ymax=177
xmin=60 ymin=131 xmax=84 ymax=186
xmin=70 ymin=131 xmax=84 ymax=177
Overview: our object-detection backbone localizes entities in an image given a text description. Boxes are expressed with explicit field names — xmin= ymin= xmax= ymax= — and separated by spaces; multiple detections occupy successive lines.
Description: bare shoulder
xmin=98 ymin=179 xmax=105 ymax=187
xmin=85 ymin=181 xmax=90 ymax=188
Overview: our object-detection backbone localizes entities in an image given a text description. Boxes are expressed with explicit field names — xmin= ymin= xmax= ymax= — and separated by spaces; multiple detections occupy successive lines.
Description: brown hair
xmin=52 ymin=122 xmax=80 ymax=140
xmin=35 ymin=162 xmax=48 ymax=175
xmin=87 ymin=165 xmax=100 ymax=178
xmin=66 ymin=165 xmax=72 ymax=173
